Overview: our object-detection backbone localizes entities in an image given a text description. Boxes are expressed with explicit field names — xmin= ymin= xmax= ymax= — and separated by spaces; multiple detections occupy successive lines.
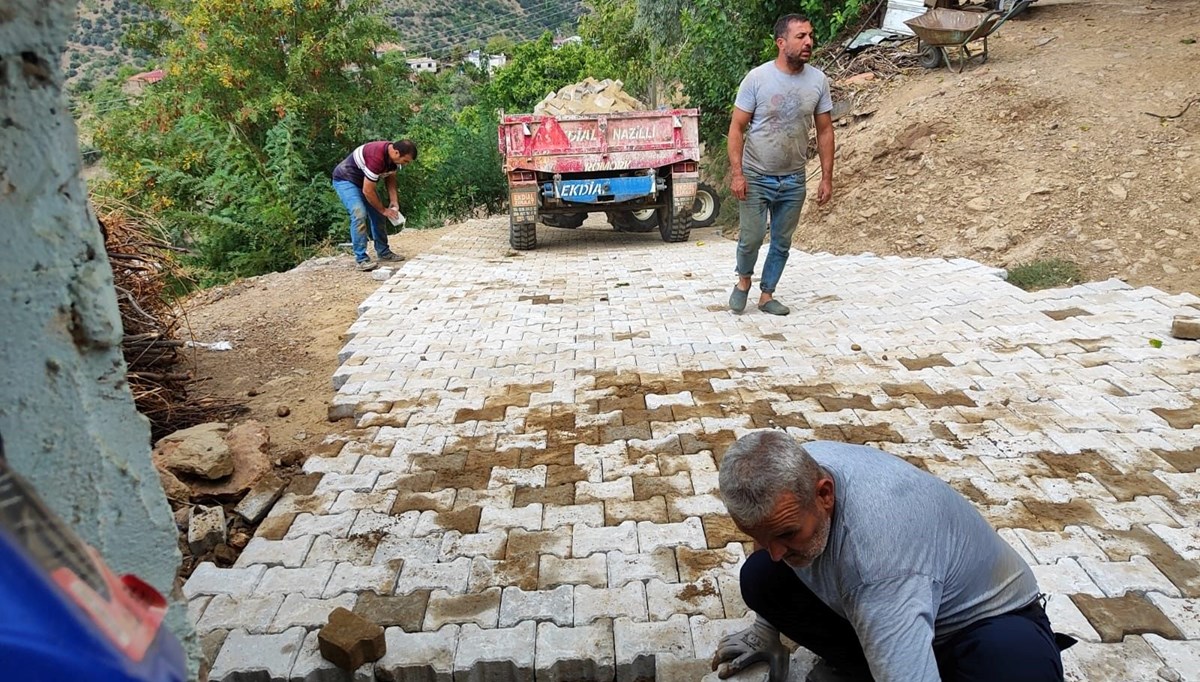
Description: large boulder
xmin=153 ymin=422 xmax=234 ymax=479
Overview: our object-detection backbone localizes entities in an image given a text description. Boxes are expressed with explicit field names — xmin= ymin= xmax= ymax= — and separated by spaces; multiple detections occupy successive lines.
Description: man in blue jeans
xmin=332 ymin=139 xmax=417 ymax=271
xmin=711 ymin=431 xmax=1073 ymax=682
xmin=728 ymin=14 xmax=835 ymax=315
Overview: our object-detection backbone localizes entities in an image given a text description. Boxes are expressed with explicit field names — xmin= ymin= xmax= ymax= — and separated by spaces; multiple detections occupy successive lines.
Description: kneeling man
xmin=713 ymin=431 xmax=1071 ymax=682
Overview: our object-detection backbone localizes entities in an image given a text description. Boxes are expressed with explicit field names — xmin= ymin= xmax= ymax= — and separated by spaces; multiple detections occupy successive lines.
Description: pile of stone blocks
xmin=533 ymin=78 xmax=646 ymax=116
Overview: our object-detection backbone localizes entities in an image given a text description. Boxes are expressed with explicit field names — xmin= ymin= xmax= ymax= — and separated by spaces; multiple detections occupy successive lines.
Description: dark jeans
xmin=740 ymin=550 xmax=1066 ymax=682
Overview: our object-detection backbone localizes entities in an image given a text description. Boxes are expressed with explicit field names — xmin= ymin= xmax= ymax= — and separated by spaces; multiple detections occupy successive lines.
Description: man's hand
xmin=730 ymin=172 xmax=748 ymax=201
xmin=384 ymin=206 xmax=401 ymax=222
xmin=816 ymin=177 xmax=833 ymax=205
xmin=710 ymin=616 xmax=790 ymax=682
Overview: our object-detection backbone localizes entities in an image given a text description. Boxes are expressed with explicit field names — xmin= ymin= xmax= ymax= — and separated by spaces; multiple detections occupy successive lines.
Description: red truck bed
xmin=499 ymin=109 xmax=701 ymax=174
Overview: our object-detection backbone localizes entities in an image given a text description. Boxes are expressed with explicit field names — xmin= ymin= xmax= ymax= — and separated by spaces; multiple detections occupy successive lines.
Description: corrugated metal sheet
xmin=882 ymin=0 xmax=928 ymax=35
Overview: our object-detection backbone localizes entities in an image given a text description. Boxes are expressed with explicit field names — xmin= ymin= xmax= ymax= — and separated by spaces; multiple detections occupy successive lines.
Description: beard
xmin=783 ymin=513 xmax=831 ymax=569
xmin=785 ymin=49 xmax=810 ymax=70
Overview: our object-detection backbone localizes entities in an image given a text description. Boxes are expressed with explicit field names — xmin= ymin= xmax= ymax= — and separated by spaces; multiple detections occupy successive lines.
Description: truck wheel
xmin=657 ymin=187 xmax=691 ymax=243
xmin=610 ymin=211 xmax=656 ymax=233
xmin=543 ymin=212 xmax=586 ymax=229
xmin=510 ymin=218 xmax=536 ymax=250
xmin=690 ymin=183 xmax=721 ymax=228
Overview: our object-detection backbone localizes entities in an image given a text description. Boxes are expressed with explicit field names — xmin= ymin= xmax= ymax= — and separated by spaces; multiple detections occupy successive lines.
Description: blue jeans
xmin=332 ymin=179 xmax=394 ymax=263
xmin=740 ymin=550 xmax=1067 ymax=681
xmin=735 ymin=169 xmax=806 ymax=294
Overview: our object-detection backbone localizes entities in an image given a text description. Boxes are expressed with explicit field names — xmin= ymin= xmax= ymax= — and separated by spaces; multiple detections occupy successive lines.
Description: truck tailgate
xmin=500 ymin=109 xmax=700 ymax=174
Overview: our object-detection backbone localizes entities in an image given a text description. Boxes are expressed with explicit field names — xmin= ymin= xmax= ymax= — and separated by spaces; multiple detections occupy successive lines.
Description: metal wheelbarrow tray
xmin=905 ymin=0 xmax=1031 ymax=72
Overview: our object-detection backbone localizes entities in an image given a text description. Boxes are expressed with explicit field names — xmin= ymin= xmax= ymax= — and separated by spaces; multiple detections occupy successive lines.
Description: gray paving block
xmin=375 ymin=625 xmax=459 ymax=682
xmin=425 ymin=587 xmax=502 ymax=629
xmin=498 ymin=585 xmax=573 ymax=627
xmin=613 ymin=614 xmax=693 ymax=682
xmin=535 ymin=620 xmax=616 ymax=682
xmin=289 ymin=629 xmax=374 ymax=682
xmin=236 ymin=536 xmax=316 ymax=568
xmin=607 ymin=549 xmax=679 ymax=587
xmin=324 ymin=561 xmax=402 ymax=598
xmin=574 ymin=582 xmax=648 ymax=625
xmin=199 ymin=595 xmax=286 ymax=634
xmin=453 ymin=621 xmax=536 ymax=682
xmin=646 ymin=577 xmax=725 ymax=621
xmin=272 ymin=593 xmax=358 ymax=632
xmin=209 ymin=627 xmax=306 ymax=682
xmin=573 ymin=520 xmax=639 ymax=557
xmin=538 ymin=554 xmax=608 ymax=589
xmin=255 ymin=564 xmax=336 ymax=598
xmin=185 ymin=563 xmax=266 ymax=599
xmin=395 ymin=557 xmax=471 ymax=594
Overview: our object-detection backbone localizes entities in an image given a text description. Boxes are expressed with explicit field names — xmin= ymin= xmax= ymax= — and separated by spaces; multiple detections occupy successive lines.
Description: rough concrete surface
xmin=189 ymin=217 xmax=1200 ymax=680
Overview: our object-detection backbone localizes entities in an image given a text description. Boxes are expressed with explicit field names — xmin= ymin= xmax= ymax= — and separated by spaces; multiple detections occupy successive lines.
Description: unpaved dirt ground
xmin=175 ymin=0 xmax=1198 ymax=560
xmin=790 ymin=0 xmax=1200 ymax=293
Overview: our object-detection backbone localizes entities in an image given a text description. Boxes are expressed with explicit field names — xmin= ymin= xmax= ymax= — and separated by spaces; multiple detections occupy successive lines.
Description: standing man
xmin=728 ymin=15 xmax=835 ymax=316
xmin=332 ymin=139 xmax=417 ymax=271
xmin=711 ymin=431 xmax=1072 ymax=682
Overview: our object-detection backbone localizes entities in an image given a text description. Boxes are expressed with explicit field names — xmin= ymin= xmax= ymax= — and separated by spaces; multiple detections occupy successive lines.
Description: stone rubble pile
xmin=533 ymin=77 xmax=646 ymax=116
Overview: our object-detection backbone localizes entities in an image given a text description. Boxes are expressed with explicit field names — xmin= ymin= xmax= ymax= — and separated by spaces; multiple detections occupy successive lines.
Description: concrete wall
xmin=0 ymin=0 xmax=195 ymax=671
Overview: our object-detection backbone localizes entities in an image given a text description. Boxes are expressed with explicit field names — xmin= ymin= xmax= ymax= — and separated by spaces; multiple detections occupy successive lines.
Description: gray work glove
xmin=710 ymin=614 xmax=791 ymax=681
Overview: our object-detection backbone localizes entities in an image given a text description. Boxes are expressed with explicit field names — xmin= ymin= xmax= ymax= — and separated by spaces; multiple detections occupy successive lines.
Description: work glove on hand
xmin=710 ymin=614 xmax=790 ymax=681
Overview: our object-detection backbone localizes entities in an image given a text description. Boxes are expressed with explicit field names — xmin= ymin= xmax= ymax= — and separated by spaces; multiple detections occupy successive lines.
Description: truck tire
xmin=690 ymin=183 xmax=722 ymax=228
xmin=543 ymin=212 xmax=586 ymax=229
xmin=657 ymin=183 xmax=691 ymax=243
xmin=510 ymin=218 xmax=536 ymax=250
xmin=609 ymin=211 xmax=656 ymax=233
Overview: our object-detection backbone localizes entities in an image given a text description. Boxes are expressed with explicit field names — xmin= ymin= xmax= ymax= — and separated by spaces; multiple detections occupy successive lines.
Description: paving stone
xmin=236 ymin=537 xmax=316 ymax=568
xmin=424 ymin=587 xmax=502 ymax=629
xmin=395 ymin=557 xmax=471 ymax=595
xmin=539 ymin=553 xmax=608 ymax=589
xmin=717 ymin=575 xmax=750 ymax=619
xmin=1014 ymin=526 xmax=1108 ymax=564
xmin=315 ymin=472 xmax=380 ymax=494
xmin=1143 ymin=634 xmax=1200 ymax=682
xmin=577 ymin=478 xmax=636 ymax=504
xmin=185 ymin=563 xmax=266 ymax=599
xmin=1148 ymin=524 xmax=1200 ymax=561
xmin=478 ymin=503 xmax=543 ymax=532
xmin=439 ymin=530 xmax=508 ymax=560
xmin=535 ymin=621 xmax=616 ymax=682
xmin=675 ymin=544 xmax=747 ymax=583
xmin=317 ymin=607 xmax=386 ymax=671
xmin=285 ymin=511 xmax=360 ymax=540
xmin=605 ymin=497 xmax=669 ymax=525
xmin=1145 ymin=594 xmax=1200 ymax=638
xmin=646 ymin=577 xmax=725 ymax=621
xmin=688 ymin=614 xmax=756 ymax=668
xmin=272 ymin=593 xmax=358 ymax=632
xmin=1078 ymin=556 xmax=1182 ymax=597
xmin=573 ymin=520 xmax=639 ymax=557
xmin=498 ymin=585 xmax=573 ymax=627
xmin=352 ymin=591 xmax=430 ymax=633
xmin=209 ymin=627 xmax=306 ymax=682
xmin=638 ymin=517 xmax=707 ymax=553
xmin=1071 ymin=593 xmax=1184 ymax=643
xmin=289 ymin=629 xmax=374 ymax=681
xmin=454 ymin=621 xmax=536 ymax=682
xmin=467 ymin=555 xmax=540 ymax=592
xmin=1043 ymin=593 xmax=1101 ymax=643
xmin=373 ymin=534 xmax=442 ymax=565
xmin=574 ymin=582 xmax=648 ymax=625
xmin=542 ymin=502 xmax=605 ymax=529
xmin=199 ymin=595 xmax=286 ymax=634
xmin=324 ymin=561 xmax=402 ymax=598
xmin=1030 ymin=558 xmax=1105 ymax=597
xmin=613 ymin=614 xmax=694 ymax=682
xmin=506 ymin=528 xmax=571 ymax=559
xmin=255 ymin=564 xmax=336 ymax=598
xmin=375 ymin=625 xmax=459 ymax=682
xmin=1061 ymin=636 xmax=1169 ymax=682
xmin=667 ymin=494 xmax=728 ymax=522
xmin=607 ymin=549 xmax=680 ymax=587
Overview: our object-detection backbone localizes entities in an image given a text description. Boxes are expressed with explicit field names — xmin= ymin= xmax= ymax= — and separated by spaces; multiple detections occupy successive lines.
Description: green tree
xmin=482 ymin=32 xmax=621 ymax=113
xmin=577 ymin=0 xmax=651 ymax=103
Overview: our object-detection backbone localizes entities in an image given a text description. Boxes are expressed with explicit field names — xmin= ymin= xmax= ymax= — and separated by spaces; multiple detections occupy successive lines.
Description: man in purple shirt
xmin=332 ymin=139 xmax=417 ymax=271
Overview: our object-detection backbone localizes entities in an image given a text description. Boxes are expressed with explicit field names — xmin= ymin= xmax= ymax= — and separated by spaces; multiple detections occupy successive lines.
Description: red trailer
xmin=498 ymin=108 xmax=702 ymax=250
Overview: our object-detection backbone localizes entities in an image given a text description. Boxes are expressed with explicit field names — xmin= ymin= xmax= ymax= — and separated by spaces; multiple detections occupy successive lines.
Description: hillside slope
xmin=800 ymin=0 xmax=1199 ymax=293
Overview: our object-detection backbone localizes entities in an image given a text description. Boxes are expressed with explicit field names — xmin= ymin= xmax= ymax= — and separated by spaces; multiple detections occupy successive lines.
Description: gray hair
xmin=718 ymin=430 xmax=824 ymax=527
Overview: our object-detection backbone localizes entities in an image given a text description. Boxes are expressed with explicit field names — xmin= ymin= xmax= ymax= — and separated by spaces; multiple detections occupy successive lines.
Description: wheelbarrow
xmin=905 ymin=0 xmax=1031 ymax=73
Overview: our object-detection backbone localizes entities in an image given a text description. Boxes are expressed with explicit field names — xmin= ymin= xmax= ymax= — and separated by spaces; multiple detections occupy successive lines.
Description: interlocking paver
xmin=196 ymin=221 xmax=1200 ymax=680
xmin=208 ymin=627 xmax=305 ymax=682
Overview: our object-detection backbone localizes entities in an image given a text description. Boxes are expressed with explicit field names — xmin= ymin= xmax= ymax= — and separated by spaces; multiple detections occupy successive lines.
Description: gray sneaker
xmin=356 ymin=260 xmax=378 ymax=272
xmin=378 ymin=252 xmax=405 ymax=262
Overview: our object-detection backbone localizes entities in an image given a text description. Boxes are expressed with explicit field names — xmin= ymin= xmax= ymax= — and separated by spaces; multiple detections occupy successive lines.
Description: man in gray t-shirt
xmin=727 ymin=14 xmax=835 ymax=317
xmin=712 ymin=432 xmax=1071 ymax=682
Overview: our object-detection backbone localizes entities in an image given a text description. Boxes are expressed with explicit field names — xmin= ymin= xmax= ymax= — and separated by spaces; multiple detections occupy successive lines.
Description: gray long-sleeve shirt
xmin=794 ymin=442 xmax=1040 ymax=681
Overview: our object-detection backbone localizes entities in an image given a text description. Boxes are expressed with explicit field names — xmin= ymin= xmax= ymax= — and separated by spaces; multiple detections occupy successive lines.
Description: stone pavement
xmin=188 ymin=218 xmax=1200 ymax=681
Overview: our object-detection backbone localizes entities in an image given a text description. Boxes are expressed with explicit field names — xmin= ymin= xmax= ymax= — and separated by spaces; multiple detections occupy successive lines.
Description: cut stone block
xmin=291 ymin=629 xmax=374 ymax=681
xmin=539 ymin=554 xmax=608 ymax=589
xmin=424 ymin=587 xmax=501 ymax=629
xmin=273 ymin=593 xmax=357 ymax=632
xmin=573 ymin=520 xmax=639 ymax=557
xmin=375 ymin=625 xmax=459 ymax=682
xmin=573 ymin=582 xmax=648 ymax=625
xmin=207 ymin=627 xmax=305 ymax=682
xmin=637 ymin=517 xmax=707 ymax=553
xmin=352 ymin=590 xmax=431 ymax=633
xmin=613 ymin=614 xmax=693 ymax=682
xmin=535 ymin=621 xmax=616 ymax=682
xmin=454 ymin=621 xmax=536 ymax=682
xmin=607 ymin=549 xmax=679 ymax=587
xmin=499 ymin=585 xmax=573 ymax=627
xmin=318 ymin=607 xmax=386 ymax=671
xmin=1071 ymin=593 xmax=1184 ymax=643
xmin=1171 ymin=316 xmax=1200 ymax=340
xmin=235 ymin=473 xmax=286 ymax=524
xmin=646 ymin=577 xmax=725 ymax=621
xmin=184 ymin=563 xmax=266 ymax=599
